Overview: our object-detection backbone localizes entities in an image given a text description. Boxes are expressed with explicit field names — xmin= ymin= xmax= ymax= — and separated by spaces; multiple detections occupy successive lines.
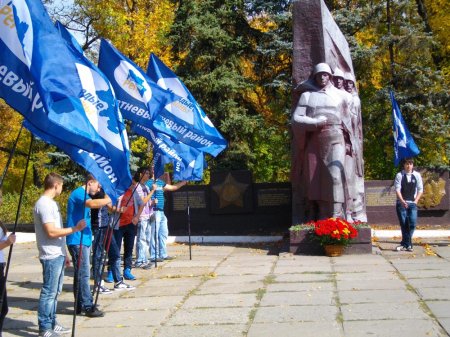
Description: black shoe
xmin=83 ymin=306 xmax=104 ymax=318
xmin=151 ymin=258 xmax=163 ymax=262
xmin=164 ymin=256 xmax=175 ymax=260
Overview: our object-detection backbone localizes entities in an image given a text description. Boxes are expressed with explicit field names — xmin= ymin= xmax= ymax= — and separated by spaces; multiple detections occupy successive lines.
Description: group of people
xmin=292 ymin=62 xmax=367 ymax=223
xmin=31 ymin=168 xmax=186 ymax=337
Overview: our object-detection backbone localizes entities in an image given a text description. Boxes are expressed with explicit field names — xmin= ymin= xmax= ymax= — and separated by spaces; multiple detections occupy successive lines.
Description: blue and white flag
xmin=0 ymin=0 xmax=109 ymax=156
xmin=54 ymin=21 xmax=132 ymax=197
xmin=98 ymin=39 xmax=180 ymax=129
xmin=390 ymin=91 xmax=420 ymax=166
xmin=23 ymin=120 xmax=126 ymax=203
xmin=132 ymin=123 xmax=205 ymax=181
xmin=147 ymin=53 xmax=227 ymax=157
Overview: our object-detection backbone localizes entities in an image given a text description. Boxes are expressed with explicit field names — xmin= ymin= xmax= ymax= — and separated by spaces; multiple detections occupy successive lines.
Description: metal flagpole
xmin=71 ymin=179 xmax=88 ymax=337
xmin=0 ymin=125 xmax=23 ymax=190
xmin=187 ymin=190 xmax=192 ymax=260
xmin=0 ymin=131 xmax=33 ymax=308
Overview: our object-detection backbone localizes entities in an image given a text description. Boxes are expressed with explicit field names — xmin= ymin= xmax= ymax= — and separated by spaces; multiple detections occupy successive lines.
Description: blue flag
xmin=98 ymin=39 xmax=180 ymax=129
xmin=132 ymin=123 xmax=205 ymax=181
xmin=23 ymin=121 xmax=126 ymax=203
xmin=390 ymin=91 xmax=420 ymax=166
xmin=54 ymin=22 xmax=132 ymax=198
xmin=0 ymin=0 xmax=109 ymax=156
xmin=147 ymin=53 xmax=227 ymax=157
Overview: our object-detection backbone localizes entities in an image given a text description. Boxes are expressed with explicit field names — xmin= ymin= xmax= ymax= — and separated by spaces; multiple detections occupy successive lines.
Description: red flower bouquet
xmin=312 ymin=217 xmax=358 ymax=246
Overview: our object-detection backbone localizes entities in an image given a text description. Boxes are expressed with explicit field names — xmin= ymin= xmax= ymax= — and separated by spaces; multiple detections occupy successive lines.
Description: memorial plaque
xmin=257 ymin=188 xmax=291 ymax=207
xmin=172 ymin=191 xmax=207 ymax=211
xmin=210 ymin=170 xmax=253 ymax=214
xmin=365 ymin=185 xmax=396 ymax=207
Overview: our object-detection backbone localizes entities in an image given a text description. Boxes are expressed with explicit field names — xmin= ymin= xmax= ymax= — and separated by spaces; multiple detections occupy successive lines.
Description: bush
xmin=0 ymin=186 xmax=70 ymax=226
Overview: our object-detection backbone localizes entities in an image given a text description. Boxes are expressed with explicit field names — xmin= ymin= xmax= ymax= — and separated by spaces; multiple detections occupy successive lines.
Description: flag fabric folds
xmin=98 ymin=39 xmax=180 ymax=129
xmin=390 ymin=91 xmax=420 ymax=166
xmin=0 ymin=0 xmax=109 ymax=156
xmin=132 ymin=123 xmax=205 ymax=181
xmin=54 ymin=22 xmax=132 ymax=199
xmin=23 ymin=120 xmax=125 ymax=203
xmin=147 ymin=53 xmax=227 ymax=157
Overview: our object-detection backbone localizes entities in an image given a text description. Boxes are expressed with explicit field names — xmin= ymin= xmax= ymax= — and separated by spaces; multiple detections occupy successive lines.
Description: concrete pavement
xmin=3 ymin=238 xmax=450 ymax=337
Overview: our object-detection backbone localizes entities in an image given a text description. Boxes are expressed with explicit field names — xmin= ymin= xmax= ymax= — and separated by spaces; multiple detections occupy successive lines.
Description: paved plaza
xmin=2 ymin=238 xmax=450 ymax=337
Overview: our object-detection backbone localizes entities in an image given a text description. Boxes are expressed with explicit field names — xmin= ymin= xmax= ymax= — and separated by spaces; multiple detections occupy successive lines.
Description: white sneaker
xmin=396 ymin=245 xmax=407 ymax=251
xmin=114 ymin=280 xmax=135 ymax=291
xmin=99 ymin=285 xmax=112 ymax=294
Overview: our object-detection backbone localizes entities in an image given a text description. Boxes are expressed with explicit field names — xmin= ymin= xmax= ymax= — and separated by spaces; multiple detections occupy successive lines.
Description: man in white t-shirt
xmin=33 ymin=173 xmax=85 ymax=337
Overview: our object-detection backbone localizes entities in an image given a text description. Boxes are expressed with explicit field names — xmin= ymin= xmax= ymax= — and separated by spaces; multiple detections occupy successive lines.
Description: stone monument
xmin=291 ymin=0 xmax=367 ymax=224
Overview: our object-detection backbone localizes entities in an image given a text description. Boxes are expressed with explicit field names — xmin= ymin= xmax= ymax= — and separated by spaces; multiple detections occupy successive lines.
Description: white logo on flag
xmin=114 ymin=60 xmax=152 ymax=103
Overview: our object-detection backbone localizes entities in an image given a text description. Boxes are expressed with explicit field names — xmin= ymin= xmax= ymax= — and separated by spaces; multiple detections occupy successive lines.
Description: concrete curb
xmin=15 ymin=230 xmax=450 ymax=244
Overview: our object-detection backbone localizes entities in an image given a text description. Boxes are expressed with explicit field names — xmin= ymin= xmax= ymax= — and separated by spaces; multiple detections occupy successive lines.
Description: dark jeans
xmin=92 ymin=227 xmax=106 ymax=285
xmin=0 ymin=263 xmax=8 ymax=332
xmin=114 ymin=224 xmax=136 ymax=270
xmin=396 ymin=201 xmax=418 ymax=248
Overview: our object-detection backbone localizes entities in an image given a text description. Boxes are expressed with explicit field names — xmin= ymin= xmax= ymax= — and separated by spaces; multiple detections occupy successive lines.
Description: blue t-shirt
xmin=66 ymin=186 xmax=92 ymax=246
xmin=146 ymin=179 xmax=166 ymax=211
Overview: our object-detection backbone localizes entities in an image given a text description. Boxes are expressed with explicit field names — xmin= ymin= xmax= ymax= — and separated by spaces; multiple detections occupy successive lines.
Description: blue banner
xmin=55 ymin=22 xmax=132 ymax=197
xmin=24 ymin=120 xmax=125 ymax=203
xmin=0 ymin=0 xmax=109 ymax=156
xmin=147 ymin=53 xmax=227 ymax=157
xmin=390 ymin=91 xmax=420 ymax=166
xmin=98 ymin=39 xmax=180 ymax=129
xmin=132 ymin=123 xmax=205 ymax=181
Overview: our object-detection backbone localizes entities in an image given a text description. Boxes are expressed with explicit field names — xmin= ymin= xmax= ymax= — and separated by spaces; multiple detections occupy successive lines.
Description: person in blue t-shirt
xmin=146 ymin=169 xmax=186 ymax=262
xmin=66 ymin=174 xmax=111 ymax=318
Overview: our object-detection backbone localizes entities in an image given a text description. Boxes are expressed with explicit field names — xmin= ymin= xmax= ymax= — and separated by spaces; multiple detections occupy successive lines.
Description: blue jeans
xmin=396 ymin=201 xmax=418 ymax=248
xmin=108 ymin=230 xmax=122 ymax=282
xmin=150 ymin=211 xmax=168 ymax=259
xmin=38 ymin=255 xmax=65 ymax=331
xmin=68 ymin=244 xmax=93 ymax=311
xmin=114 ymin=223 xmax=136 ymax=270
xmin=135 ymin=218 xmax=151 ymax=264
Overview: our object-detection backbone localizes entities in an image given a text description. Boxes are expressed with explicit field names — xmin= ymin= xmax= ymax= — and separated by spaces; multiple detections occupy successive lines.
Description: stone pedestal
xmin=289 ymin=226 xmax=372 ymax=255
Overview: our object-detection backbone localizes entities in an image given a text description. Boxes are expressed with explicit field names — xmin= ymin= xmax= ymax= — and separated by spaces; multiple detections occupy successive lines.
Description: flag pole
xmin=0 ymin=125 xmax=24 ymax=190
xmin=0 ymin=131 xmax=33 ymax=308
xmin=186 ymin=190 xmax=192 ymax=260
xmin=71 ymin=178 xmax=89 ymax=337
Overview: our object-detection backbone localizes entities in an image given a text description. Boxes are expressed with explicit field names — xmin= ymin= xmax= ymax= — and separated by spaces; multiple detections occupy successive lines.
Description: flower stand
xmin=289 ymin=225 xmax=372 ymax=255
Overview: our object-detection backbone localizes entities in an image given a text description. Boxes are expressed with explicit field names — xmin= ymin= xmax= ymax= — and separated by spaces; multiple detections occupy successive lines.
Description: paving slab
xmin=407 ymin=277 xmax=450 ymax=289
xmin=259 ymin=290 xmax=335 ymax=306
xmin=417 ymin=288 xmax=450 ymax=300
xmin=339 ymin=289 xmax=418 ymax=304
xmin=167 ymin=307 xmax=252 ymax=325
xmin=274 ymin=272 xmax=333 ymax=283
xmin=273 ymin=264 xmax=333 ymax=273
xmin=343 ymin=319 xmax=447 ymax=337
xmin=425 ymin=300 xmax=450 ymax=318
xmin=341 ymin=302 xmax=429 ymax=320
xmin=196 ymin=281 xmax=263 ymax=295
xmin=335 ymin=278 xmax=406 ymax=291
xmin=266 ymin=281 xmax=333 ymax=292
xmin=155 ymin=324 xmax=247 ymax=337
xmin=247 ymin=322 xmax=342 ymax=337
xmin=439 ymin=318 xmax=450 ymax=335
xmin=335 ymin=271 xmax=398 ymax=281
xmin=181 ymin=293 xmax=257 ymax=308
xmin=105 ymin=295 xmax=184 ymax=311
xmin=253 ymin=305 xmax=338 ymax=323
